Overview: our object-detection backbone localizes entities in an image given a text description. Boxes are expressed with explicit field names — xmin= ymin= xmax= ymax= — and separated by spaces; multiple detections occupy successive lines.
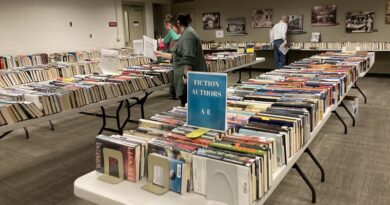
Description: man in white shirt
xmin=270 ymin=16 xmax=289 ymax=69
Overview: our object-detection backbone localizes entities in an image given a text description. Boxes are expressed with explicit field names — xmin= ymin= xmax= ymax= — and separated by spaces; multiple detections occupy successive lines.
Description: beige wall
xmin=173 ymin=0 xmax=390 ymax=73
xmin=0 ymin=0 xmax=125 ymax=55
xmin=173 ymin=0 xmax=390 ymax=43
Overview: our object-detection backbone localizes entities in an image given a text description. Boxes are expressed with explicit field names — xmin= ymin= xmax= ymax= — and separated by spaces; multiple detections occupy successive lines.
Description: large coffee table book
xmin=74 ymin=51 xmax=372 ymax=205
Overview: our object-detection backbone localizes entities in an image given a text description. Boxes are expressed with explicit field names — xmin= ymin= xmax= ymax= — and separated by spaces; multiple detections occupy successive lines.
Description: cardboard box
xmin=338 ymin=95 xmax=358 ymax=118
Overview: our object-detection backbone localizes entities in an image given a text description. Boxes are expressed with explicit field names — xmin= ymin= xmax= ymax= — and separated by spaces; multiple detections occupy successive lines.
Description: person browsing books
xmin=158 ymin=15 xmax=180 ymax=100
xmin=158 ymin=15 xmax=180 ymax=52
xmin=155 ymin=13 xmax=207 ymax=107
xmin=270 ymin=16 xmax=289 ymax=69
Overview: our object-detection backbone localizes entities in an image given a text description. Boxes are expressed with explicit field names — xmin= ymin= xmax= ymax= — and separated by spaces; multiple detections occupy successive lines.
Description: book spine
xmin=95 ymin=140 xmax=104 ymax=173
xmin=125 ymin=147 xmax=137 ymax=183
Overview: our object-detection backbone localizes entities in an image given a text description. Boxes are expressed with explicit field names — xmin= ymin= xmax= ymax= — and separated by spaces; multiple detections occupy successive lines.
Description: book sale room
xmin=1 ymin=0 xmax=390 ymax=205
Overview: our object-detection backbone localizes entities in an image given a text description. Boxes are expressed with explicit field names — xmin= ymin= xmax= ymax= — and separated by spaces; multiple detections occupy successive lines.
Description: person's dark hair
xmin=164 ymin=15 xmax=173 ymax=24
xmin=172 ymin=13 xmax=192 ymax=27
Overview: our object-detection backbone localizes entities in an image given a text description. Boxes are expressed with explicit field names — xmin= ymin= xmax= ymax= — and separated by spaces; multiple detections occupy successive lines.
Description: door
xmin=123 ymin=5 xmax=145 ymax=47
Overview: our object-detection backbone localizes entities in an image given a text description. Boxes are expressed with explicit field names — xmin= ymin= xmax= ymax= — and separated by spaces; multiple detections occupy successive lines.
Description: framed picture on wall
xmin=252 ymin=9 xmax=273 ymax=28
xmin=386 ymin=0 xmax=390 ymax=24
xmin=311 ymin=4 xmax=337 ymax=26
xmin=288 ymin=15 xmax=304 ymax=33
xmin=203 ymin=12 xmax=221 ymax=30
xmin=346 ymin=11 xmax=375 ymax=33
xmin=226 ymin=17 xmax=246 ymax=35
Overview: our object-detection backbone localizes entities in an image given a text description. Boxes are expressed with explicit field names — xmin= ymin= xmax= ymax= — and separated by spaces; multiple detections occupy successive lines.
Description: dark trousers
xmin=179 ymin=86 xmax=187 ymax=107
xmin=273 ymin=39 xmax=286 ymax=69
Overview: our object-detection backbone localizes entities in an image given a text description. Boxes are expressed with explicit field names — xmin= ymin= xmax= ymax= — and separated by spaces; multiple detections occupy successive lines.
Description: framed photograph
xmin=311 ymin=4 xmax=337 ymax=26
xmin=226 ymin=17 xmax=246 ymax=35
xmin=252 ymin=9 xmax=273 ymax=28
xmin=203 ymin=12 xmax=221 ymax=30
xmin=386 ymin=0 xmax=390 ymax=24
xmin=288 ymin=15 xmax=304 ymax=33
xmin=346 ymin=11 xmax=375 ymax=33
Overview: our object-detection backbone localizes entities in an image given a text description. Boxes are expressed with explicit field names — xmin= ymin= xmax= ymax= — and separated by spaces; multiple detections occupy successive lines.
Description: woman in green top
xmin=159 ymin=15 xmax=180 ymax=52
xmin=156 ymin=13 xmax=208 ymax=106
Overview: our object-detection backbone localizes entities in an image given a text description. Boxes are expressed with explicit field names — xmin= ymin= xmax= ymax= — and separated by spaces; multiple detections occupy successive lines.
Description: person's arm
xmin=170 ymin=29 xmax=180 ymax=41
xmin=282 ymin=23 xmax=288 ymax=43
xmin=155 ymin=51 xmax=172 ymax=60
xmin=162 ymin=31 xmax=172 ymax=46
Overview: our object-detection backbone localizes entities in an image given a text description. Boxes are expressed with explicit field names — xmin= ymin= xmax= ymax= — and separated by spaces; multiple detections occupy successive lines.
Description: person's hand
xmin=154 ymin=51 xmax=162 ymax=57
xmin=284 ymin=44 xmax=289 ymax=48
xmin=184 ymin=65 xmax=192 ymax=74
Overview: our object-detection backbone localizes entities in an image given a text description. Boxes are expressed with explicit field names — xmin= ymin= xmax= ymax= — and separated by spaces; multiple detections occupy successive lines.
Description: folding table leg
xmin=49 ymin=120 xmax=55 ymax=131
xmin=340 ymin=101 xmax=356 ymax=127
xmin=128 ymin=92 xmax=153 ymax=123
xmin=332 ymin=110 xmax=348 ymax=134
xmin=293 ymin=164 xmax=317 ymax=204
xmin=353 ymin=81 xmax=367 ymax=104
xmin=237 ymin=70 xmax=242 ymax=84
xmin=23 ymin=128 xmax=30 ymax=139
xmin=305 ymin=148 xmax=325 ymax=182
xmin=98 ymin=106 xmax=107 ymax=135
xmin=0 ymin=131 xmax=13 ymax=140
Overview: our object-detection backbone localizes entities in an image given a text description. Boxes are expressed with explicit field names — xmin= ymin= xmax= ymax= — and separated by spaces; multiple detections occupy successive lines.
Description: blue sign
xmin=187 ymin=72 xmax=227 ymax=132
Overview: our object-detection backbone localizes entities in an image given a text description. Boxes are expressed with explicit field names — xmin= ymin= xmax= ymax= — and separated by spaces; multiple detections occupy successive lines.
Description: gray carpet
xmin=0 ymin=73 xmax=388 ymax=205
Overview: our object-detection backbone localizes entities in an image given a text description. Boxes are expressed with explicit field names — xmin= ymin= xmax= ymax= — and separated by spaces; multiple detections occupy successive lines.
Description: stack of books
xmin=93 ymin=51 xmax=373 ymax=205
xmin=118 ymin=56 xmax=152 ymax=69
xmin=122 ymin=64 xmax=174 ymax=85
xmin=0 ymin=53 xmax=49 ymax=69
xmin=0 ymin=68 xmax=173 ymax=126
xmin=205 ymin=52 xmax=256 ymax=72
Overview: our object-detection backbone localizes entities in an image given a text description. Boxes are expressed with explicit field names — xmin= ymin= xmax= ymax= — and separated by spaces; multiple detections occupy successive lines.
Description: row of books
xmin=291 ymin=42 xmax=390 ymax=51
xmin=203 ymin=41 xmax=390 ymax=51
xmin=202 ymin=41 xmax=272 ymax=50
xmin=93 ymin=51 xmax=373 ymax=204
xmin=51 ymin=50 xmax=101 ymax=63
xmin=0 ymin=53 xmax=50 ymax=69
xmin=0 ymin=69 xmax=173 ymax=126
xmin=121 ymin=64 xmax=174 ymax=85
xmin=0 ymin=47 xmax=135 ymax=69
xmin=205 ymin=52 xmax=256 ymax=72
xmin=0 ymin=61 xmax=103 ymax=89
xmin=118 ymin=56 xmax=152 ymax=69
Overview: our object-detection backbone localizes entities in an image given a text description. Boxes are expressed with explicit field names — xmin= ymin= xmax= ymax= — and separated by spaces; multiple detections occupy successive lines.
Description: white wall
xmin=123 ymin=0 xmax=171 ymax=38
xmin=0 ymin=0 xmax=125 ymax=55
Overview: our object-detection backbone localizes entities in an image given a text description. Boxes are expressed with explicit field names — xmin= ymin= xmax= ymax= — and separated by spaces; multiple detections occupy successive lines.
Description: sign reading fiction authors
xmin=187 ymin=72 xmax=227 ymax=132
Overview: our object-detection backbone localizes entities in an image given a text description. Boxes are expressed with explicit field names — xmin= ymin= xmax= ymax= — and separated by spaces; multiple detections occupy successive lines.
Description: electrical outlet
xmin=90 ymin=34 xmax=93 ymax=38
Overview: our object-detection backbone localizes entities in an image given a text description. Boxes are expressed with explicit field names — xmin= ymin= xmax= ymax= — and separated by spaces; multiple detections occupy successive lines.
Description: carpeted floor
xmin=0 ymin=73 xmax=388 ymax=205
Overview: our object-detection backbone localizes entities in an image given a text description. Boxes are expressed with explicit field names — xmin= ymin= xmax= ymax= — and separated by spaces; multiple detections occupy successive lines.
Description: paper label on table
xmin=186 ymin=128 xmax=209 ymax=138
xmin=101 ymin=49 xmax=119 ymax=75
xmin=153 ymin=165 xmax=164 ymax=186
xmin=177 ymin=164 xmax=182 ymax=178
xmin=143 ymin=35 xmax=157 ymax=61
xmin=133 ymin=39 xmax=144 ymax=55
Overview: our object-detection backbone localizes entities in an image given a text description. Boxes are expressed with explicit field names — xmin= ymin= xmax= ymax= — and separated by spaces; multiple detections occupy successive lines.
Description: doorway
xmin=123 ymin=4 xmax=145 ymax=47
